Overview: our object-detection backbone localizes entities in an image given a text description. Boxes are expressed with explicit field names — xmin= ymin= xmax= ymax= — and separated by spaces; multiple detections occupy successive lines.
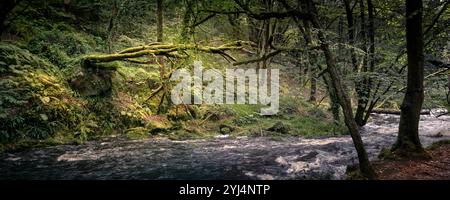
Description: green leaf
xmin=40 ymin=96 xmax=50 ymax=103
xmin=40 ymin=114 xmax=48 ymax=121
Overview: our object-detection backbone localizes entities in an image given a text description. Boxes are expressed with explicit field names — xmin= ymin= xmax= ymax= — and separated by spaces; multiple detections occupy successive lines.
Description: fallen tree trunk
xmin=79 ymin=40 xmax=253 ymax=114
xmin=371 ymin=109 xmax=430 ymax=115
xmin=82 ymin=41 xmax=251 ymax=66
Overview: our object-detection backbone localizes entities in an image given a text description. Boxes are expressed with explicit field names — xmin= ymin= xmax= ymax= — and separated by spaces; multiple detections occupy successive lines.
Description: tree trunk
xmin=360 ymin=0 xmax=376 ymax=125
xmin=309 ymin=67 xmax=317 ymax=103
xmin=367 ymin=0 xmax=375 ymax=74
xmin=305 ymin=0 xmax=375 ymax=179
xmin=447 ymin=74 xmax=450 ymax=105
xmin=344 ymin=0 xmax=357 ymax=71
xmin=156 ymin=0 xmax=163 ymax=43
xmin=308 ymin=52 xmax=317 ymax=103
xmin=354 ymin=0 xmax=370 ymax=126
xmin=106 ymin=1 xmax=118 ymax=53
xmin=344 ymin=0 xmax=362 ymax=125
xmin=181 ymin=0 xmax=194 ymax=42
xmin=371 ymin=109 xmax=430 ymax=115
xmin=259 ymin=0 xmax=273 ymax=69
xmin=303 ymin=9 xmax=340 ymax=124
xmin=392 ymin=0 xmax=425 ymax=155
xmin=156 ymin=0 xmax=166 ymax=114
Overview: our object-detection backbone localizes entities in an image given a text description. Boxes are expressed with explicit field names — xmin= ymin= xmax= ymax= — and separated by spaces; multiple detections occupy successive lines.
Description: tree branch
xmin=192 ymin=13 xmax=216 ymax=27
xmin=233 ymin=50 xmax=282 ymax=66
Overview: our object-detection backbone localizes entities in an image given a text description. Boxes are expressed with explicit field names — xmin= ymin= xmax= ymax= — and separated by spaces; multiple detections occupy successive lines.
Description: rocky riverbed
xmin=1 ymin=113 xmax=449 ymax=180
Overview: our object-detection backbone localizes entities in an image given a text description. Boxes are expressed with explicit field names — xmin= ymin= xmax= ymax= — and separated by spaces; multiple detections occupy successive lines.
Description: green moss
xmin=125 ymin=127 xmax=150 ymax=140
xmin=377 ymin=147 xmax=394 ymax=160
xmin=85 ymin=61 xmax=121 ymax=70
xmin=378 ymin=146 xmax=431 ymax=160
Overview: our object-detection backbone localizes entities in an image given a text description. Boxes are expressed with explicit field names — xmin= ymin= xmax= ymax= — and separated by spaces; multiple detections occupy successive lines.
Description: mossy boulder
xmin=69 ymin=66 xmax=114 ymax=97
xmin=219 ymin=124 xmax=235 ymax=135
xmin=267 ymin=121 xmax=290 ymax=134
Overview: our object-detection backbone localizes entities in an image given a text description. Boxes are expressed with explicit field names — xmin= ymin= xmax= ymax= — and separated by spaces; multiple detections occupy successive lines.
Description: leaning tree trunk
xmin=303 ymin=6 xmax=340 ymax=123
xmin=305 ymin=0 xmax=375 ymax=179
xmin=392 ymin=0 xmax=425 ymax=155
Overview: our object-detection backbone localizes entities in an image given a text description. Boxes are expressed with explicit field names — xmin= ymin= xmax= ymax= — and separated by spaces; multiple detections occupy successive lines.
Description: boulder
xmin=267 ymin=121 xmax=290 ymax=134
xmin=69 ymin=67 xmax=114 ymax=97
xmin=219 ymin=124 xmax=235 ymax=135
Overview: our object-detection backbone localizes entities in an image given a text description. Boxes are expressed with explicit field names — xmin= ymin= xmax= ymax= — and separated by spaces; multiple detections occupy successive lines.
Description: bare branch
xmin=192 ymin=13 xmax=216 ymax=27
xmin=233 ymin=50 xmax=282 ymax=66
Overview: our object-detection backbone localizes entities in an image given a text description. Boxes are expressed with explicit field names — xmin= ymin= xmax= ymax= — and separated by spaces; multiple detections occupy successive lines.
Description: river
xmin=1 ymin=113 xmax=449 ymax=180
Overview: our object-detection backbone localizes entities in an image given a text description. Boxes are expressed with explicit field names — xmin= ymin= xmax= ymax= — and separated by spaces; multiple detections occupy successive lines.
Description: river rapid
xmin=1 ymin=113 xmax=449 ymax=180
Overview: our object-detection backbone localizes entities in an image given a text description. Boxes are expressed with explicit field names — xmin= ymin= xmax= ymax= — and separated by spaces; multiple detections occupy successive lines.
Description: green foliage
xmin=28 ymin=29 xmax=97 ymax=68
xmin=0 ymin=43 xmax=88 ymax=143
xmin=125 ymin=127 xmax=149 ymax=140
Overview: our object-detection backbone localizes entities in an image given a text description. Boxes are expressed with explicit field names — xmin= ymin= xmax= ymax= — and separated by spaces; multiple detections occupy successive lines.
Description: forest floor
xmin=374 ymin=143 xmax=450 ymax=180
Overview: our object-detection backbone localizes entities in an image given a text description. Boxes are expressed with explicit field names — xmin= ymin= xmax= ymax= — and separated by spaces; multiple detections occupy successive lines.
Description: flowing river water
xmin=1 ymin=113 xmax=449 ymax=180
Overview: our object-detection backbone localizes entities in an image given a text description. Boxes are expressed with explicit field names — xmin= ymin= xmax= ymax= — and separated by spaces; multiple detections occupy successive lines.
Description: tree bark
xmin=305 ymin=0 xmax=375 ymax=179
xmin=392 ymin=0 xmax=425 ymax=155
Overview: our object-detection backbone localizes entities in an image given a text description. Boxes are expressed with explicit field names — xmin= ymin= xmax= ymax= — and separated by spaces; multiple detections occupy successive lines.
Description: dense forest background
xmin=0 ymin=0 xmax=449 ymax=179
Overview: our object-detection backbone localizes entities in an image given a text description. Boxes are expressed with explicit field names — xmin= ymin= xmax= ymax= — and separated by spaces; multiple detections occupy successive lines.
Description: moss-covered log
xmin=82 ymin=41 xmax=251 ymax=66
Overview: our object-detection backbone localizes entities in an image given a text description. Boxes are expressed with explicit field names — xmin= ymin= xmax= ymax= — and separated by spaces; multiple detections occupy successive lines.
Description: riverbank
xmin=374 ymin=142 xmax=450 ymax=180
